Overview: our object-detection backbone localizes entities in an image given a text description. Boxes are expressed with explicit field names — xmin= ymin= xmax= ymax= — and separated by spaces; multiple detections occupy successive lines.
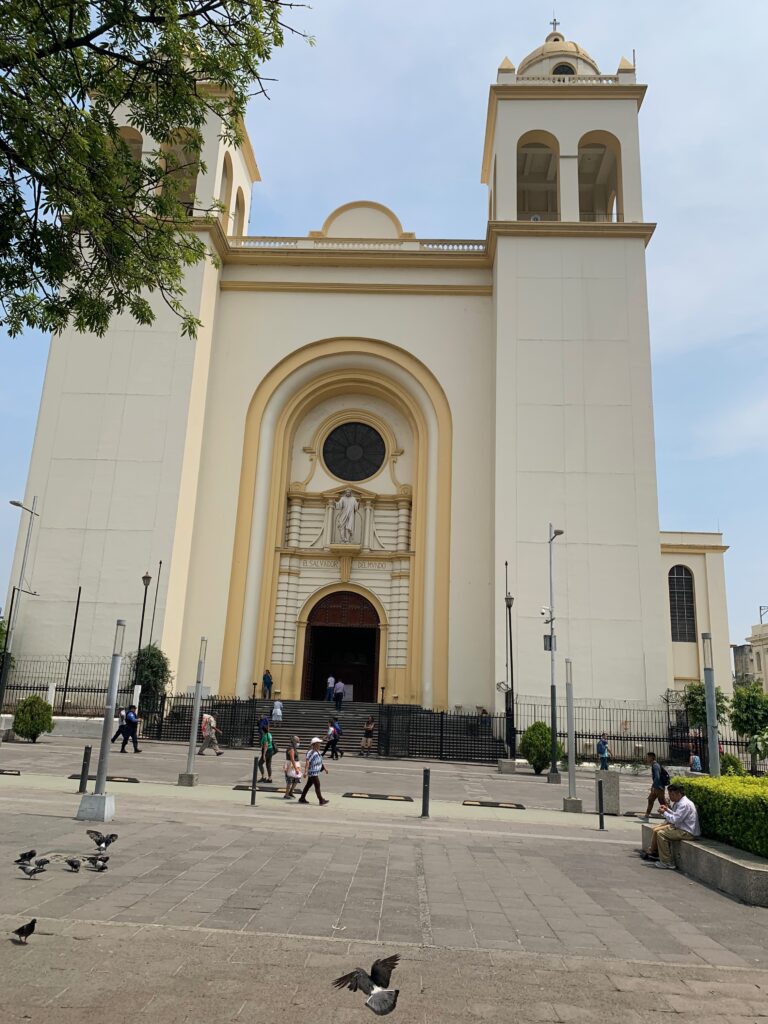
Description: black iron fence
xmin=378 ymin=703 xmax=767 ymax=772
xmin=2 ymin=673 xmax=766 ymax=774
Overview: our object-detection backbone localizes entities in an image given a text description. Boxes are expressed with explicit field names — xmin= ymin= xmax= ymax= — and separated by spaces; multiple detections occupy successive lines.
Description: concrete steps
xmin=235 ymin=699 xmax=382 ymax=754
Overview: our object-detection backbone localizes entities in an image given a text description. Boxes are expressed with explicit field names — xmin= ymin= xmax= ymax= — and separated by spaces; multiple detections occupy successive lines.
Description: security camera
xmin=540 ymin=606 xmax=550 ymax=616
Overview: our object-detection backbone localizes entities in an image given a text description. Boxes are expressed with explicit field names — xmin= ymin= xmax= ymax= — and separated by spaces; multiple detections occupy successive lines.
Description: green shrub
xmin=519 ymin=721 xmax=564 ymax=775
xmin=719 ymin=752 xmax=745 ymax=776
xmin=131 ymin=644 xmax=172 ymax=712
xmin=13 ymin=695 xmax=54 ymax=743
xmin=672 ymin=774 xmax=768 ymax=858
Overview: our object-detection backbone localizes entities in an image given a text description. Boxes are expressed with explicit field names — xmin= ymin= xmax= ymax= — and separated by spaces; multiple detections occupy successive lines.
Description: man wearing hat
xmin=298 ymin=736 xmax=329 ymax=805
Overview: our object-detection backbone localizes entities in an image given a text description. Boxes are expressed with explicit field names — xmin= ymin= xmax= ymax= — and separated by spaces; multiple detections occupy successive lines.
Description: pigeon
xmin=86 ymin=830 xmax=118 ymax=852
xmin=332 ymin=954 xmax=401 ymax=1016
xmin=15 ymin=850 xmax=36 ymax=864
xmin=84 ymin=854 xmax=109 ymax=866
xmin=34 ymin=858 xmax=50 ymax=869
xmin=12 ymin=919 xmax=36 ymax=944
xmin=65 ymin=858 xmax=81 ymax=873
xmin=18 ymin=864 xmax=45 ymax=879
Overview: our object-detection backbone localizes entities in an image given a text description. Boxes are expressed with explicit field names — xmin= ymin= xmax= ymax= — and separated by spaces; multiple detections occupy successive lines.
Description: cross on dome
xmin=550 ymin=14 xmax=560 ymax=33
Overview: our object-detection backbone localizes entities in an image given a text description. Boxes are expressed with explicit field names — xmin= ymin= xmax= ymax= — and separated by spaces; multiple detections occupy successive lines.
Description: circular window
xmin=553 ymin=63 xmax=575 ymax=75
xmin=323 ymin=422 xmax=386 ymax=481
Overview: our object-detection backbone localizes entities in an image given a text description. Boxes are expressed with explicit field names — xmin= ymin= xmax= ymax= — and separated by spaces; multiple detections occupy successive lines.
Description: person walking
xmin=325 ymin=675 xmax=335 ymax=702
xmin=323 ymin=718 xmax=341 ymax=760
xmin=284 ymin=735 xmax=301 ymax=799
xmin=642 ymin=751 xmax=670 ymax=820
xmin=120 ymin=705 xmax=142 ymax=753
xmin=111 ymin=707 xmax=127 ymax=745
xmin=262 ymin=668 xmax=273 ymax=699
xmin=259 ymin=725 xmax=274 ymax=783
xmin=198 ymin=712 xmax=223 ymax=756
xmin=596 ymin=733 xmax=611 ymax=771
xmin=271 ymin=698 xmax=283 ymax=724
xmin=359 ymin=715 xmax=376 ymax=756
xmin=258 ymin=711 xmax=270 ymax=739
xmin=641 ymin=783 xmax=701 ymax=868
xmin=298 ymin=737 xmax=329 ymax=805
xmin=333 ymin=677 xmax=345 ymax=714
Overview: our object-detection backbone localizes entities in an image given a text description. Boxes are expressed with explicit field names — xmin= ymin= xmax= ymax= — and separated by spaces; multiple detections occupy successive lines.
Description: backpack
xmin=334 ymin=722 xmax=343 ymax=737
xmin=658 ymin=764 xmax=671 ymax=788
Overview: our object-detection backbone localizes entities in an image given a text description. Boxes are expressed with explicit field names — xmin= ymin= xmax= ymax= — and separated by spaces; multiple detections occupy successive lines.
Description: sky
xmin=1 ymin=0 xmax=767 ymax=648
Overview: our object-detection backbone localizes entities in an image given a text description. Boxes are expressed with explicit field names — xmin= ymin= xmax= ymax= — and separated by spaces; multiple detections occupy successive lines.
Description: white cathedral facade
xmin=8 ymin=29 xmax=732 ymax=708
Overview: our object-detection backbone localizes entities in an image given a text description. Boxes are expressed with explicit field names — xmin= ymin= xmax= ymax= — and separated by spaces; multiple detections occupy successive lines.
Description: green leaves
xmin=682 ymin=681 xmax=730 ymax=729
xmin=0 ymin=0 xmax=304 ymax=338
xmin=519 ymin=720 xmax=564 ymax=775
xmin=673 ymin=774 xmax=768 ymax=858
xmin=12 ymin=695 xmax=55 ymax=743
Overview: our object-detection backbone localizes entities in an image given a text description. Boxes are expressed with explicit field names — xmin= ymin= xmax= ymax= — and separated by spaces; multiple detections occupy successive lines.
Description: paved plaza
xmin=1 ymin=737 xmax=767 ymax=1023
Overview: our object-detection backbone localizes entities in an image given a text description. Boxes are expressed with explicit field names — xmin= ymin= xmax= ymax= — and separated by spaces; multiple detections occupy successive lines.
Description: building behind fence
xmin=1 ymin=658 xmax=764 ymax=774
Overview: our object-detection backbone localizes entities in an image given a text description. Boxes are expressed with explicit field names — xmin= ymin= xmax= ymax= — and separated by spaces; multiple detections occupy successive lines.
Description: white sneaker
xmin=653 ymin=861 xmax=677 ymax=870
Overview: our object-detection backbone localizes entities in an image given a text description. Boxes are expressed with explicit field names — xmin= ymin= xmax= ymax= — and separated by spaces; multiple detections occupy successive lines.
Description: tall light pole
xmin=546 ymin=523 xmax=564 ymax=784
xmin=133 ymin=571 xmax=152 ymax=702
xmin=0 ymin=498 xmax=39 ymax=711
xmin=702 ymin=632 xmax=721 ymax=778
xmin=77 ymin=619 xmax=126 ymax=822
xmin=505 ymin=561 xmax=516 ymax=760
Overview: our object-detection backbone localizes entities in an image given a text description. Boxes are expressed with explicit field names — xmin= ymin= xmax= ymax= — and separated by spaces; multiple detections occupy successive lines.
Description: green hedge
xmin=672 ymin=775 xmax=768 ymax=859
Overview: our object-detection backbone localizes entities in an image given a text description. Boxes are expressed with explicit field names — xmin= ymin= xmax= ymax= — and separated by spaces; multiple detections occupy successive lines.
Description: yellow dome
xmin=517 ymin=31 xmax=600 ymax=77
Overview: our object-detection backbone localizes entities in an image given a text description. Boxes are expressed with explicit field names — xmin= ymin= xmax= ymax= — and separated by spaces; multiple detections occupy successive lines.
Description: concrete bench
xmin=640 ymin=823 xmax=768 ymax=907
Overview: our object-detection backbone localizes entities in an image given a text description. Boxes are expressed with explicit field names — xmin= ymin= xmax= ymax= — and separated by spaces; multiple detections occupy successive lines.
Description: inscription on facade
xmin=356 ymin=560 xmax=389 ymax=570
xmin=301 ymin=559 xmax=340 ymax=569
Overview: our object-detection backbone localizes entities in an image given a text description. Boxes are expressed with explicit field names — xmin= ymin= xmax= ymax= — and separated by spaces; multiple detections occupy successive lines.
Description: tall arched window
xmin=516 ymin=130 xmax=560 ymax=221
xmin=162 ymin=130 xmax=199 ymax=215
xmin=578 ymin=131 xmax=623 ymax=222
xmin=233 ymin=187 xmax=246 ymax=236
xmin=118 ymin=127 xmax=143 ymax=163
xmin=219 ymin=152 xmax=233 ymax=230
xmin=668 ymin=565 xmax=696 ymax=643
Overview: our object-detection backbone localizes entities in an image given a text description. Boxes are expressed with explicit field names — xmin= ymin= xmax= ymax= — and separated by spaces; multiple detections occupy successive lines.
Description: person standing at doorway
xmin=359 ymin=716 xmax=376 ymax=757
xmin=326 ymin=675 xmax=335 ymax=702
xmin=198 ymin=712 xmax=223 ymax=756
xmin=120 ymin=705 xmax=142 ymax=753
xmin=333 ymin=677 xmax=345 ymax=713
xmin=298 ymin=738 xmax=329 ymax=805
xmin=262 ymin=668 xmax=273 ymax=699
xmin=111 ymin=707 xmax=127 ymax=745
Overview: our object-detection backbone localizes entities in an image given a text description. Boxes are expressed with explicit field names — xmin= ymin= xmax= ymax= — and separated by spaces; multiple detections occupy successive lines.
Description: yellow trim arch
xmin=218 ymin=337 xmax=452 ymax=708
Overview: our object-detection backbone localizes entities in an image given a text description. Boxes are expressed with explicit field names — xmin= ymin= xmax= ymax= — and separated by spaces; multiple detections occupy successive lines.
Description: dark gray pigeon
xmin=65 ymin=858 xmax=81 ymax=873
xmin=86 ymin=857 xmax=108 ymax=872
xmin=15 ymin=850 xmax=36 ymax=864
xmin=333 ymin=954 xmax=400 ymax=1016
xmin=12 ymin=919 xmax=36 ymax=944
xmin=86 ymin=830 xmax=118 ymax=851
xmin=18 ymin=864 xmax=45 ymax=879
xmin=34 ymin=858 xmax=50 ymax=869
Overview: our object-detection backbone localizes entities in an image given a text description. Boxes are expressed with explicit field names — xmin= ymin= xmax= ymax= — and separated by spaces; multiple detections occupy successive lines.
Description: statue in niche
xmin=335 ymin=489 xmax=359 ymax=544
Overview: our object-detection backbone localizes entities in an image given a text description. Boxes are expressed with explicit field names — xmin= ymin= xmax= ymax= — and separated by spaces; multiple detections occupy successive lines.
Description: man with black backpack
xmin=642 ymin=751 xmax=669 ymax=820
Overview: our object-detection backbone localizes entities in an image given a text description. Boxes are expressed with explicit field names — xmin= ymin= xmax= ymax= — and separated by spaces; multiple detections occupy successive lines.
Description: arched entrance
xmin=301 ymin=591 xmax=380 ymax=702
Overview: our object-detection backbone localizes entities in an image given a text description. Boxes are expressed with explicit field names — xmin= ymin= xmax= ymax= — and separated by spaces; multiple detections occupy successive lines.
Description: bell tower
xmin=484 ymin=29 xmax=669 ymax=701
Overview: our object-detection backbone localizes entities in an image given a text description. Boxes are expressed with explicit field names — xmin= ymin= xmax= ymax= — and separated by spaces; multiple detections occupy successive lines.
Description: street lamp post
xmin=76 ymin=619 xmax=126 ymax=822
xmin=504 ymin=561 xmax=516 ymax=760
xmin=0 ymin=498 xmax=39 ymax=712
xmin=179 ymin=636 xmax=207 ymax=787
xmin=133 ymin=571 xmax=152 ymax=704
xmin=547 ymin=523 xmax=564 ymax=784
xmin=702 ymin=632 xmax=721 ymax=778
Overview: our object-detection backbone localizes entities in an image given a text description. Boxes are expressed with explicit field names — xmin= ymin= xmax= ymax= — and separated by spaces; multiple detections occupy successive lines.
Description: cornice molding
xmin=220 ymin=280 xmax=492 ymax=296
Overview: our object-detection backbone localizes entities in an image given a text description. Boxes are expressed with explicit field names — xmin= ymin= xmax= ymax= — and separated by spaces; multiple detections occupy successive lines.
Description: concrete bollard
xmin=78 ymin=745 xmax=92 ymax=794
xmin=594 ymin=769 xmax=620 ymax=816
xmin=250 ymin=756 xmax=258 ymax=806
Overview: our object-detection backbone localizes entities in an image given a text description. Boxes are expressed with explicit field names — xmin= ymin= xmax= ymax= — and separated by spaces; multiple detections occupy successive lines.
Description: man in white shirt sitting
xmin=642 ymin=783 xmax=700 ymax=869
